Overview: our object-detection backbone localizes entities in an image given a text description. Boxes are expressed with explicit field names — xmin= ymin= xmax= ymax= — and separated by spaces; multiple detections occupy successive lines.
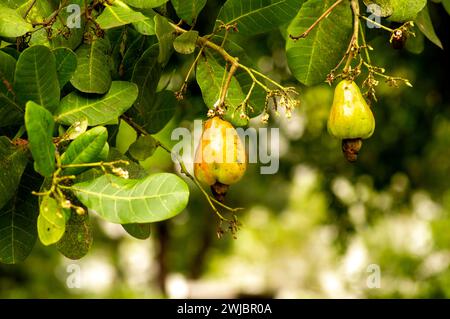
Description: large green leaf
xmin=25 ymin=101 xmax=55 ymax=177
xmin=0 ymin=136 xmax=28 ymax=210
xmin=154 ymin=14 xmax=176 ymax=66
xmin=70 ymin=38 xmax=112 ymax=94
xmin=217 ymin=0 xmax=304 ymax=36
xmin=55 ymin=81 xmax=138 ymax=126
xmin=14 ymin=46 xmax=60 ymax=112
xmin=196 ymin=53 xmax=247 ymax=126
xmin=56 ymin=210 xmax=93 ymax=260
xmin=363 ymin=0 xmax=426 ymax=22
xmin=123 ymin=0 xmax=168 ymax=8
xmin=61 ymin=126 xmax=108 ymax=175
xmin=53 ymin=48 xmax=77 ymax=87
xmin=96 ymin=0 xmax=147 ymax=29
xmin=286 ymin=0 xmax=353 ymax=86
xmin=37 ymin=195 xmax=66 ymax=246
xmin=415 ymin=5 xmax=443 ymax=49
xmin=0 ymin=4 xmax=32 ymax=37
xmin=72 ymin=173 xmax=189 ymax=224
xmin=171 ymin=0 xmax=207 ymax=25
xmin=0 ymin=169 xmax=40 ymax=264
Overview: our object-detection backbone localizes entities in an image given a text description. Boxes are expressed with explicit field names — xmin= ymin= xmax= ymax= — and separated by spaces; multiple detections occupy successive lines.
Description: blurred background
xmin=1 ymin=0 xmax=449 ymax=298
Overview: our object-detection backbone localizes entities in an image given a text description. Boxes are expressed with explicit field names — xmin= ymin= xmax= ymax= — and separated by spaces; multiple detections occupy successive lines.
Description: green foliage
xmin=171 ymin=0 xmax=207 ymax=25
xmin=37 ymin=195 xmax=66 ymax=246
xmin=0 ymin=4 xmax=32 ymax=37
xmin=60 ymin=126 xmax=109 ymax=175
xmin=25 ymin=101 xmax=56 ymax=177
xmin=154 ymin=14 xmax=176 ymax=66
xmin=72 ymin=173 xmax=189 ymax=224
xmin=128 ymin=135 xmax=157 ymax=161
xmin=286 ymin=0 xmax=352 ymax=86
xmin=364 ymin=0 xmax=427 ymax=22
xmin=96 ymin=1 xmax=147 ymax=29
xmin=415 ymin=5 xmax=443 ymax=49
xmin=122 ymin=222 xmax=151 ymax=239
xmin=56 ymin=211 xmax=93 ymax=260
xmin=70 ymin=38 xmax=112 ymax=94
xmin=53 ymin=48 xmax=78 ymax=87
xmin=0 ymin=137 xmax=28 ymax=210
xmin=0 ymin=169 xmax=39 ymax=264
xmin=123 ymin=0 xmax=168 ymax=8
xmin=217 ymin=0 xmax=304 ymax=36
xmin=55 ymin=81 xmax=138 ymax=126
xmin=14 ymin=46 xmax=60 ymax=112
xmin=0 ymin=0 xmax=448 ymax=283
xmin=196 ymin=53 xmax=247 ymax=126
xmin=173 ymin=31 xmax=199 ymax=55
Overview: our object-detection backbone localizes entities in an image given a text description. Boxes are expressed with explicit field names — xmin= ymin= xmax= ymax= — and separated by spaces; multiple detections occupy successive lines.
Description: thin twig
xmin=343 ymin=0 xmax=360 ymax=74
xmin=23 ymin=0 xmax=37 ymax=19
xmin=289 ymin=0 xmax=344 ymax=40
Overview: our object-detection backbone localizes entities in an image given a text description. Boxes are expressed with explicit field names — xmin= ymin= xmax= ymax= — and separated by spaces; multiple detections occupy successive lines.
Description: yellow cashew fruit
xmin=194 ymin=116 xmax=246 ymax=201
xmin=327 ymin=80 xmax=375 ymax=162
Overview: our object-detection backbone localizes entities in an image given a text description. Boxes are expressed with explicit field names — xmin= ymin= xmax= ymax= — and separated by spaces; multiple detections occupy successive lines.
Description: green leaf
xmin=128 ymin=135 xmax=157 ymax=161
xmin=0 ymin=50 xmax=16 ymax=95
xmin=72 ymin=173 xmax=189 ymax=224
xmin=0 ymin=169 xmax=40 ymax=264
xmin=140 ymin=90 xmax=177 ymax=133
xmin=61 ymin=126 xmax=108 ymax=175
xmin=122 ymin=223 xmax=151 ymax=239
xmin=122 ymin=35 xmax=156 ymax=79
xmin=129 ymin=45 xmax=177 ymax=133
xmin=55 ymin=81 xmax=138 ymax=126
xmin=217 ymin=0 xmax=304 ymax=36
xmin=133 ymin=8 xmax=156 ymax=35
xmin=97 ymin=0 xmax=147 ymax=29
xmin=14 ymin=45 xmax=60 ymax=112
xmin=443 ymin=0 xmax=450 ymax=15
xmin=70 ymin=38 xmax=112 ymax=94
xmin=173 ymin=31 xmax=198 ymax=54
xmin=171 ymin=0 xmax=207 ymax=25
xmin=196 ymin=53 xmax=247 ymax=126
xmin=0 ymin=94 xmax=23 ymax=127
xmin=363 ymin=0 xmax=426 ymax=22
xmin=37 ymin=195 xmax=65 ymax=246
xmin=286 ymin=0 xmax=353 ymax=86
xmin=25 ymin=101 xmax=55 ymax=177
xmin=0 ymin=136 xmax=28 ymax=210
xmin=53 ymin=47 xmax=77 ymax=87
xmin=0 ymin=50 xmax=22 ymax=127
xmin=0 ymin=4 xmax=32 ymax=37
xmin=415 ymin=5 xmax=443 ymax=49
xmin=56 ymin=210 xmax=93 ymax=260
xmin=123 ymin=0 xmax=168 ymax=8
xmin=154 ymin=14 xmax=176 ymax=66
